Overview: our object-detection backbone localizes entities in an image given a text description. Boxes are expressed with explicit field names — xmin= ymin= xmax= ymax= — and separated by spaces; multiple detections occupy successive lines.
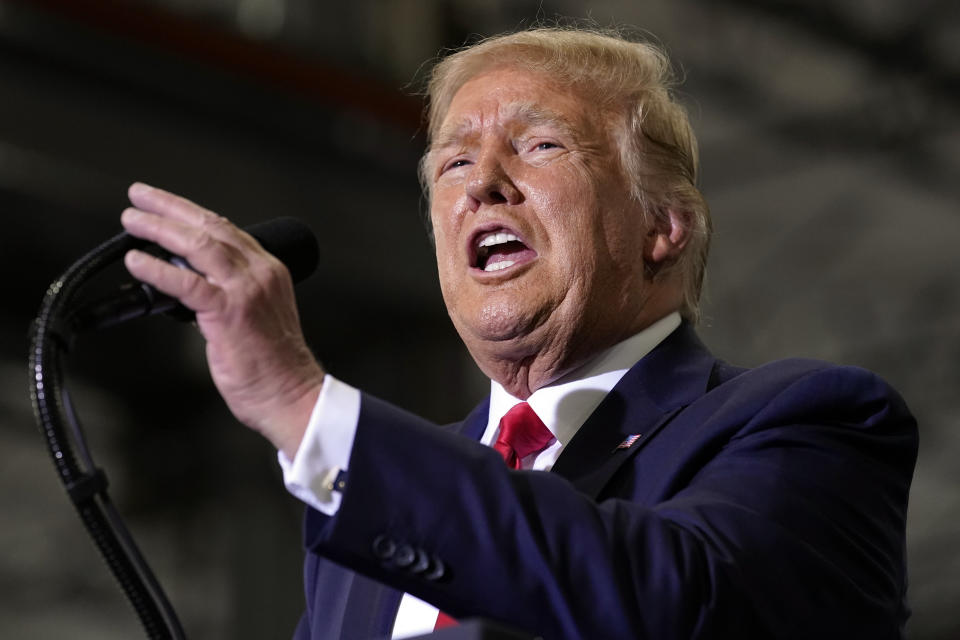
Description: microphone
xmin=69 ymin=217 xmax=319 ymax=333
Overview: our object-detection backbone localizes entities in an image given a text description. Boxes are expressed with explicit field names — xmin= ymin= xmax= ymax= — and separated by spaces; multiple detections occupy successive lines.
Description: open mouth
xmin=471 ymin=229 xmax=537 ymax=273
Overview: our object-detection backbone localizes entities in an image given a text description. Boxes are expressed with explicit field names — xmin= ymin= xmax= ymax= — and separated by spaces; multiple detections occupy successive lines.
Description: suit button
xmin=424 ymin=555 xmax=446 ymax=581
xmin=410 ymin=549 xmax=430 ymax=574
xmin=372 ymin=535 xmax=396 ymax=560
xmin=393 ymin=544 xmax=416 ymax=568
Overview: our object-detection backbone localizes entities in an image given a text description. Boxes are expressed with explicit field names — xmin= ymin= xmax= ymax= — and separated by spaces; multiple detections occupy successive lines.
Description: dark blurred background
xmin=1 ymin=0 xmax=957 ymax=638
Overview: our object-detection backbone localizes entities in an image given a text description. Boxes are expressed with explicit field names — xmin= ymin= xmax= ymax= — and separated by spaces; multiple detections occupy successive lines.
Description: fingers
xmin=121 ymin=206 xmax=251 ymax=283
xmin=124 ymin=248 xmax=227 ymax=314
xmin=120 ymin=182 xmax=295 ymax=314
xmin=126 ymin=182 xmax=261 ymax=250
xmin=128 ymin=182 xmax=208 ymax=224
xmin=128 ymin=183 xmax=241 ymax=240
xmin=121 ymin=182 xmax=280 ymax=287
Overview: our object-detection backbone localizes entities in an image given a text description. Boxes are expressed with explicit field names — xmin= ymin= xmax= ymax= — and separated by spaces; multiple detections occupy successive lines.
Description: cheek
xmin=526 ymin=164 xmax=587 ymax=219
xmin=605 ymin=200 xmax=649 ymax=257
xmin=429 ymin=197 xmax=457 ymax=259
xmin=533 ymin=167 xmax=606 ymax=253
xmin=432 ymin=231 xmax=457 ymax=284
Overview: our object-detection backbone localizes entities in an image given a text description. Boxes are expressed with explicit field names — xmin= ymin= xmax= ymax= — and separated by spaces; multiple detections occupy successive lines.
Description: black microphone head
xmin=68 ymin=217 xmax=319 ymax=333
xmin=245 ymin=217 xmax=319 ymax=283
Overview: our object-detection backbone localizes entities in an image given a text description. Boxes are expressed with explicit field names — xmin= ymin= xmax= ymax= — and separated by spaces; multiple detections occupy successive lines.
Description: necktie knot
xmin=493 ymin=402 xmax=555 ymax=469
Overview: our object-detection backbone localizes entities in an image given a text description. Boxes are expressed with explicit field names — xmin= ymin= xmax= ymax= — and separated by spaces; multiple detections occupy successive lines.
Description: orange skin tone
xmin=428 ymin=68 xmax=688 ymax=399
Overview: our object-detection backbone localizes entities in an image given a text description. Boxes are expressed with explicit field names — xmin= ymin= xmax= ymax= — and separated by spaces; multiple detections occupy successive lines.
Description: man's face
xmin=427 ymin=67 xmax=666 ymax=380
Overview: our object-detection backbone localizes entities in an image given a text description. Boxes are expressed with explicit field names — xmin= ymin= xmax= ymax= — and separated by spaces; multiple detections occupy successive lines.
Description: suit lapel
xmin=446 ymin=396 xmax=490 ymax=440
xmin=551 ymin=323 xmax=716 ymax=499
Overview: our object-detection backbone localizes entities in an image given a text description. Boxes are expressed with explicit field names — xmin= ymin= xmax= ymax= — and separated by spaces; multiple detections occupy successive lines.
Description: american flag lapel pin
xmin=615 ymin=434 xmax=642 ymax=451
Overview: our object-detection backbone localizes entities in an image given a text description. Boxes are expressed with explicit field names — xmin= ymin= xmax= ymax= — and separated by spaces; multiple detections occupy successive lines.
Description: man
xmin=120 ymin=27 xmax=917 ymax=640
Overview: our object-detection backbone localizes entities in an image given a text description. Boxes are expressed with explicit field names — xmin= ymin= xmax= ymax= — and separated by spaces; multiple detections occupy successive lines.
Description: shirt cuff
xmin=277 ymin=373 xmax=360 ymax=515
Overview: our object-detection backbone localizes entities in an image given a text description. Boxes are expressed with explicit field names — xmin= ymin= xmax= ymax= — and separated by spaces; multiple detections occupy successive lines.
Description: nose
xmin=464 ymin=150 xmax=521 ymax=211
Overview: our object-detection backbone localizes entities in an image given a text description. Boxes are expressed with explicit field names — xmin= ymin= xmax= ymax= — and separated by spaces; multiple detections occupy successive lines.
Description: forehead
xmin=435 ymin=68 xmax=596 ymax=145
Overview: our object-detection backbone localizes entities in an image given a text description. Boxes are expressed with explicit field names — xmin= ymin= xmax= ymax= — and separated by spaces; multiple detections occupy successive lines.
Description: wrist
xmin=251 ymin=367 xmax=325 ymax=459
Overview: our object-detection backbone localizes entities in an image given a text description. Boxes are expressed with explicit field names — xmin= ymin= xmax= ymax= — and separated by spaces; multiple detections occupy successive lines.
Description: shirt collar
xmin=483 ymin=311 xmax=682 ymax=447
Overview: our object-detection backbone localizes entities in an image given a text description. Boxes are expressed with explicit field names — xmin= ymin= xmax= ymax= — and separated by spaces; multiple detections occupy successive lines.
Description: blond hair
xmin=420 ymin=27 xmax=711 ymax=323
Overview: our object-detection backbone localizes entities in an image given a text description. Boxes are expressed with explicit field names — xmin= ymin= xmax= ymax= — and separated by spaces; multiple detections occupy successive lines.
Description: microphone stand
xmin=29 ymin=230 xmax=187 ymax=640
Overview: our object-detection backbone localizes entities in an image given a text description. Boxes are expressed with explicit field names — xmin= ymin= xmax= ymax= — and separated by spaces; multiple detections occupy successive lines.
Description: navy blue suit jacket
xmin=293 ymin=324 xmax=917 ymax=639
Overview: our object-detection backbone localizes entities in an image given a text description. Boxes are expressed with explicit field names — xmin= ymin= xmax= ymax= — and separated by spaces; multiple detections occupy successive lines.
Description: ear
xmin=644 ymin=207 xmax=691 ymax=266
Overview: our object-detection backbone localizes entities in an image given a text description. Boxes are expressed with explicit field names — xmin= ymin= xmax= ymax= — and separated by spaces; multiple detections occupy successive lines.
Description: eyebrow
xmin=431 ymin=101 xmax=578 ymax=151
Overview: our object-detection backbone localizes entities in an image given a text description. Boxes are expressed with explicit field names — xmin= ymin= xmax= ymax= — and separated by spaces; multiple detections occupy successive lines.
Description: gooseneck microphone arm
xmin=28 ymin=218 xmax=318 ymax=640
xmin=30 ymin=230 xmax=187 ymax=640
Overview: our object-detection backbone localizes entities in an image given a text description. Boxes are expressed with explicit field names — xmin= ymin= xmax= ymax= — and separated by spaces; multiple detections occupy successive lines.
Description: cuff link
xmin=323 ymin=468 xmax=348 ymax=493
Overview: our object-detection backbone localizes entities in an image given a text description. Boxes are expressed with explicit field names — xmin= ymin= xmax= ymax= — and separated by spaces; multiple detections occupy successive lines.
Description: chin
xmin=467 ymin=310 xmax=569 ymax=375
xmin=452 ymin=301 xmax=534 ymax=344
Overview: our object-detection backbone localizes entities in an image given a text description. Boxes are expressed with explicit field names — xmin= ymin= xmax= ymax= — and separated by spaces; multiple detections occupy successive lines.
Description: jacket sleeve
xmin=301 ymin=364 xmax=917 ymax=640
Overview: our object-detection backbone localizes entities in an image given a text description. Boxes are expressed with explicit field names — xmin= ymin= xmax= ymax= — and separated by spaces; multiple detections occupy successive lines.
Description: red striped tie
xmin=435 ymin=402 xmax=554 ymax=629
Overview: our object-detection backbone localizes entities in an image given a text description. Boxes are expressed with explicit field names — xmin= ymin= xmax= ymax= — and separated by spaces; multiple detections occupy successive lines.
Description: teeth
xmin=478 ymin=232 xmax=519 ymax=248
xmin=484 ymin=259 xmax=516 ymax=272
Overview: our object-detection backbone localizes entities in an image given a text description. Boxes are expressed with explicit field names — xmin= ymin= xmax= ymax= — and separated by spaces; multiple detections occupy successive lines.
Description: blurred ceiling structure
xmin=1 ymin=0 xmax=957 ymax=638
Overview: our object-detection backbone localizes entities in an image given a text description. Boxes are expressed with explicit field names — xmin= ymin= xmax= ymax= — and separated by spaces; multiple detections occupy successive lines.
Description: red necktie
xmin=435 ymin=403 xmax=554 ymax=630
xmin=493 ymin=402 xmax=555 ymax=469
xmin=435 ymin=610 xmax=459 ymax=630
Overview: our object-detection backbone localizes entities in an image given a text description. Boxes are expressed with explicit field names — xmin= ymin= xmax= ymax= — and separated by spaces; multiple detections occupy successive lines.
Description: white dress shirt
xmin=279 ymin=312 xmax=681 ymax=638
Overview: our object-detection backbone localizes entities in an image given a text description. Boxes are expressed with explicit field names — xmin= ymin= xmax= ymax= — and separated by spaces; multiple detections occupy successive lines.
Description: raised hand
xmin=121 ymin=182 xmax=324 ymax=458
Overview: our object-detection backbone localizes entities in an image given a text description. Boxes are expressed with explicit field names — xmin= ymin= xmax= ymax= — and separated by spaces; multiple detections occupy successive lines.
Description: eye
xmin=524 ymin=139 xmax=564 ymax=155
xmin=521 ymin=139 xmax=565 ymax=163
xmin=441 ymin=158 xmax=471 ymax=174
